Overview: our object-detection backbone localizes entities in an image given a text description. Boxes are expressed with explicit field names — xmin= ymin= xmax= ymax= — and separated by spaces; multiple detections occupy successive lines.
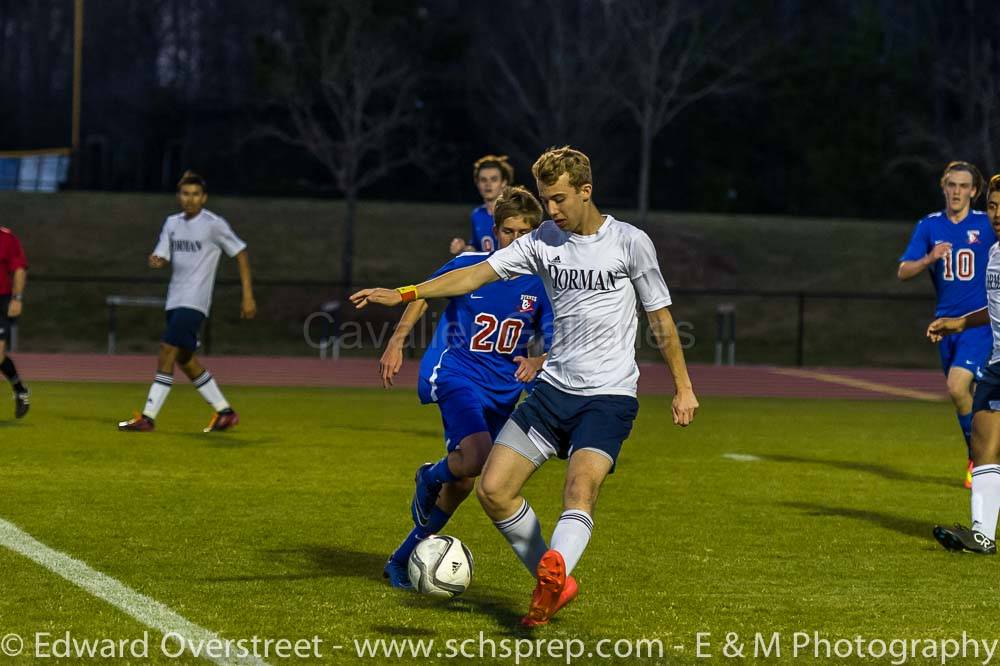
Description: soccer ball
xmin=407 ymin=535 xmax=474 ymax=598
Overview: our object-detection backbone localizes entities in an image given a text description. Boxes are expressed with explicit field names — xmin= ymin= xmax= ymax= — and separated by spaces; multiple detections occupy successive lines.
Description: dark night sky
xmin=1 ymin=0 xmax=997 ymax=220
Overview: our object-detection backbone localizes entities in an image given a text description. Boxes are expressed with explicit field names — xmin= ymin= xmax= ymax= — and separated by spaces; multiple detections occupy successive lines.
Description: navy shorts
xmin=940 ymin=325 xmax=991 ymax=376
xmin=162 ymin=307 xmax=205 ymax=351
xmin=0 ymin=295 xmax=10 ymax=344
xmin=500 ymin=381 xmax=639 ymax=472
xmin=973 ymin=363 xmax=1000 ymax=414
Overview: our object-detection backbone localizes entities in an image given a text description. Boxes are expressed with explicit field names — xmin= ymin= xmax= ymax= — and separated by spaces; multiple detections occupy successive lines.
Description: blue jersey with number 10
xmin=900 ymin=210 xmax=993 ymax=317
xmin=418 ymin=252 xmax=553 ymax=405
xmin=470 ymin=205 xmax=497 ymax=253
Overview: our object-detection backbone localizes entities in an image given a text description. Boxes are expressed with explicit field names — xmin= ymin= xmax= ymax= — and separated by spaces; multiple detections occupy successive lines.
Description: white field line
xmin=722 ymin=453 xmax=762 ymax=462
xmin=0 ymin=517 xmax=269 ymax=666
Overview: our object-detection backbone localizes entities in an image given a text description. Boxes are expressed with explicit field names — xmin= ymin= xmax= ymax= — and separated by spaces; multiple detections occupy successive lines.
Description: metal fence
xmin=12 ymin=275 xmax=939 ymax=368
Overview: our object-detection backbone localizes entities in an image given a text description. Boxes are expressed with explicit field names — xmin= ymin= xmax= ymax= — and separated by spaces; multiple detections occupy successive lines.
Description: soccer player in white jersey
xmin=352 ymin=146 xmax=699 ymax=625
xmin=118 ymin=171 xmax=256 ymax=433
xmin=928 ymin=174 xmax=1000 ymax=554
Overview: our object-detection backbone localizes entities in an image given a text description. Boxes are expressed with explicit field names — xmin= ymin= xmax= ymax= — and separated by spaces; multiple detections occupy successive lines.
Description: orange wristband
xmin=397 ymin=285 xmax=419 ymax=303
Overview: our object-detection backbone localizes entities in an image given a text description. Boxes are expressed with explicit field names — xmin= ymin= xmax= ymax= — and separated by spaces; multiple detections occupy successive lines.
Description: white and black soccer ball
xmin=407 ymin=535 xmax=474 ymax=598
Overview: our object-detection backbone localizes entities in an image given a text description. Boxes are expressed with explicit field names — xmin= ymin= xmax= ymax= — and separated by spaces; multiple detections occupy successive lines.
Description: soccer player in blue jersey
xmin=449 ymin=155 xmax=514 ymax=255
xmin=381 ymin=186 xmax=560 ymax=593
xmin=899 ymin=161 xmax=993 ymax=488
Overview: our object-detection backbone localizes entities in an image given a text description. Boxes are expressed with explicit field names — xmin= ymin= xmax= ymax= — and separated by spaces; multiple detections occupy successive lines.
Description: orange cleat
xmin=554 ymin=574 xmax=579 ymax=614
xmin=118 ymin=411 xmax=154 ymax=432
xmin=966 ymin=459 xmax=974 ymax=490
xmin=204 ymin=409 xmax=239 ymax=432
xmin=521 ymin=549 xmax=568 ymax=627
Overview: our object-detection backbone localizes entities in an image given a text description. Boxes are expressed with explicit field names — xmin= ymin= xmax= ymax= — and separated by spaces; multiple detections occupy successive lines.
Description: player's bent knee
xmin=475 ymin=476 xmax=510 ymax=514
xmin=563 ymin=479 xmax=600 ymax=511
xmin=449 ymin=476 xmax=475 ymax=497
xmin=453 ymin=433 xmax=492 ymax=477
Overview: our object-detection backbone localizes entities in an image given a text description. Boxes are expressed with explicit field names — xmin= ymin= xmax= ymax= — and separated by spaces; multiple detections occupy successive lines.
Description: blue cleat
xmin=383 ymin=558 xmax=413 ymax=589
xmin=410 ymin=462 xmax=442 ymax=527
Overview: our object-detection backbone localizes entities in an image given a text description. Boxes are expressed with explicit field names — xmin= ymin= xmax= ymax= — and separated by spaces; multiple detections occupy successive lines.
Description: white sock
xmin=493 ymin=500 xmax=548 ymax=576
xmin=193 ymin=371 xmax=229 ymax=412
xmin=550 ymin=509 xmax=594 ymax=576
xmin=971 ymin=464 xmax=1000 ymax=540
xmin=142 ymin=374 xmax=173 ymax=419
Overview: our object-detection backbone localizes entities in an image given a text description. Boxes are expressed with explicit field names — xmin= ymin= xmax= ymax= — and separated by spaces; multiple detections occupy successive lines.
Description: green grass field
xmin=0 ymin=383 xmax=988 ymax=664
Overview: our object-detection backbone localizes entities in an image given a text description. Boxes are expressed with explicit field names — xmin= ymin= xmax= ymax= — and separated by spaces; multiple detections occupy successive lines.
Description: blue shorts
xmin=503 ymin=381 xmax=639 ymax=473
xmin=973 ymin=364 xmax=1000 ymax=414
xmin=162 ymin=308 xmax=205 ymax=351
xmin=422 ymin=374 xmax=519 ymax=451
xmin=939 ymin=325 xmax=991 ymax=376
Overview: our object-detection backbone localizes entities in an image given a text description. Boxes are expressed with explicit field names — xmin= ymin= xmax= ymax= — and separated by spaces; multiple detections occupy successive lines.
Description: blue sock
xmin=424 ymin=456 xmax=460 ymax=486
xmin=958 ymin=412 xmax=973 ymax=458
xmin=390 ymin=507 xmax=452 ymax=564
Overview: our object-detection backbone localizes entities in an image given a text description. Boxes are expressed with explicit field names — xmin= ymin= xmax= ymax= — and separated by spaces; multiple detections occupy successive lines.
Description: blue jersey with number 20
xmin=418 ymin=252 xmax=552 ymax=404
xmin=899 ymin=210 xmax=993 ymax=317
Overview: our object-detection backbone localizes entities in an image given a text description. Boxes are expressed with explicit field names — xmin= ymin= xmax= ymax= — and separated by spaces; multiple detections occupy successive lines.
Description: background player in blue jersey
xmin=449 ymin=154 xmax=514 ymax=255
xmin=382 ymin=186 xmax=555 ymax=589
xmin=899 ymin=161 xmax=992 ymax=487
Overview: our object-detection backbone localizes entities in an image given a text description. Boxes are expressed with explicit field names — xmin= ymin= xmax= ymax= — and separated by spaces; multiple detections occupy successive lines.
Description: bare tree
xmin=604 ymin=0 xmax=756 ymax=223
xmin=466 ymin=0 xmax=619 ymax=172
xmin=254 ymin=1 xmax=428 ymax=289
xmin=888 ymin=2 xmax=1000 ymax=177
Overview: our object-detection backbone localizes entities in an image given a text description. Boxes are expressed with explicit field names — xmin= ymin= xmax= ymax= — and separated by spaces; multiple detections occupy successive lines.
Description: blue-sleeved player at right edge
xmin=381 ymin=186 xmax=574 ymax=611
xmin=899 ymin=161 xmax=994 ymax=488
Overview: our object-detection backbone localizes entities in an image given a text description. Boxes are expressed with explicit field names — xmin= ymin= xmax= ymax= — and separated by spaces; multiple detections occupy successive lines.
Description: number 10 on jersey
xmin=942 ymin=248 xmax=975 ymax=281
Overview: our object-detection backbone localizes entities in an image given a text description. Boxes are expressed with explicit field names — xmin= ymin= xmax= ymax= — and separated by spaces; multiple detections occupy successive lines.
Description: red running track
xmin=9 ymin=353 xmax=947 ymax=401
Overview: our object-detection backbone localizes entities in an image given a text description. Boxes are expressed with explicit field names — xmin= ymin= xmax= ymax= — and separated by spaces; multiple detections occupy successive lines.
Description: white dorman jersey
xmin=152 ymin=209 xmax=247 ymax=315
xmin=987 ymin=243 xmax=1000 ymax=366
xmin=487 ymin=215 xmax=672 ymax=397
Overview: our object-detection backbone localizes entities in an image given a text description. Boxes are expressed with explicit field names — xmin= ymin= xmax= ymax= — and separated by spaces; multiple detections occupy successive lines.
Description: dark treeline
xmin=1 ymin=0 xmax=997 ymax=220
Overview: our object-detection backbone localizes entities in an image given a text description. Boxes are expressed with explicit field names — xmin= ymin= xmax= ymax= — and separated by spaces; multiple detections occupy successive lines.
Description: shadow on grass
xmin=782 ymin=501 xmax=934 ymax=541
xmin=204 ymin=543 xmax=529 ymax=632
xmin=327 ymin=424 xmax=441 ymax=440
xmin=172 ymin=433 xmax=276 ymax=448
xmin=762 ymin=454 xmax=954 ymax=488
xmin=62 ymin=414 xmax=116 ymax=426
xmin=202 ymin=545 xmax=386 ymax=583
xmin=393 ymin=585 xmax=527 ymax=635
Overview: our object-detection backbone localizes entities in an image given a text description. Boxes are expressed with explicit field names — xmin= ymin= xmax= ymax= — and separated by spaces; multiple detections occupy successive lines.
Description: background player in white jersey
xmin=352 ymin=146 xmax=698 ymax=625
xmin=927 ymin=174 xmax=1000 ymax=553
xmin=118 ymin=171 xmax=256 ymax=432
xmin=449 ymin=154 xmax=513 ymax=255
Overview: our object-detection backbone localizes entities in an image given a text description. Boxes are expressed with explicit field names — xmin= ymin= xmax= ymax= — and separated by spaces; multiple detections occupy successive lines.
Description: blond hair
xmin=532 ymin=146 xmax=592 ymax=190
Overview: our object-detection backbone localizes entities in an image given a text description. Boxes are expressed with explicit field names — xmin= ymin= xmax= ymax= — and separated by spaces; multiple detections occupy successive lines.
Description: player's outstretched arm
xmin=379 ymin=300 xmax=429 ymax=388
xmin=647 ymin=306 xmax=699 ymax=427
xmin=235 ymin=250 xmax=256 ymax=319
xmin=350 ymin=261 xmax=501 ymax=309
xmin=927 ymin=308 xmax=989 ymax=342
xmin=898 ymin=242 xmax=950 ymax=281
